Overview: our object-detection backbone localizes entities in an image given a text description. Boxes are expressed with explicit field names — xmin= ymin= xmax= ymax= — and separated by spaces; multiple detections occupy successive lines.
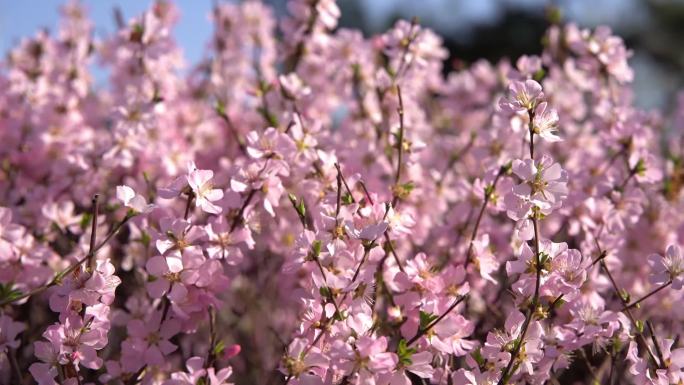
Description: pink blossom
xmin=116 ymin=184 xmax=152 ymax=213
xmin=187 ymin=164 xmax=224 ymax=214
xmin=649 ymin=244 xmax=684 ymax=289
xmin=532 ymin=102 xmax=561 ymax=142
xmin=500 ymin=79 xmax=544 ymax=113
xmin=127 ymin=310 xmax=180 ymax=368
xmin=0 ymin=314 xmax=25 ymax=352
xmin=510 ymin=155 xmax=568 ymax=212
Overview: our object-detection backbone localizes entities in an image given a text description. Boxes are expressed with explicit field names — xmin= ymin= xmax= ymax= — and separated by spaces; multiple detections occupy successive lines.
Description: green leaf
xmin=319 ymin=286 xmax=331 ymax=298
xmin=342 ymin=193 xmax=354 ymax=205
xmin=393 ymin=181 xmax=415 ymax=200
xmin=401 ymin=182 xmax=415 ymax=193
xmin=397 ymin=339 xmax=416 ymax=366
xmin=143 ymin=171 xmax=151 ymax=184
xmin=620 ymin=289 xmax=630 ymax=303
xmin=257 ymin=107 xmax=280 ymax=128
xmin=297 ymin=200 xmax=306 ymax=217
xmin=215 ymin=99 xmax=227 ymax=117
xmin=0 ymin=283 xmax=23 ymax=303
xmin=419 ymin=311 xmax=438 ymax=330
xmin=311 ymin=240 xmax=322 ymax=258
xmin=130 ymin=23 xmax=144 ymax=43
xmin=636 ymin=320 xmax=645 ymax=333
xmin=533 ymin=68 xmax=546 ymax=82
xmin=80 ymin=212 xmax=93 ymax=230
xmin=140 ymin=231 xmax=151 ymax=247
xmin=471 ymin=347 xmax=485 ymax=368
xmin=213 ymin=340 xmax=225 ymax=356
xmin=633 ymin=158 xmax=647 ymax=176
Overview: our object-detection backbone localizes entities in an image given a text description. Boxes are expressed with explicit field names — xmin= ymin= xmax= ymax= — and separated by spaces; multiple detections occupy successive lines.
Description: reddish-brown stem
xmin=87 ymin=194 xmax=99 ymax=271
xmin=464 ymin=165 xmax=507 ymax=268
xmin=622 ymin=280 xmax=672 ymax=311
xmin=407 ymin=295 xmax=467 ymax=346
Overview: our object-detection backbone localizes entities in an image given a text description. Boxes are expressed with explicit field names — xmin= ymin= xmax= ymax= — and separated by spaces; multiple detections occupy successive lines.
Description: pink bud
xmin=223 ymin=344 xmax=241 ymax=359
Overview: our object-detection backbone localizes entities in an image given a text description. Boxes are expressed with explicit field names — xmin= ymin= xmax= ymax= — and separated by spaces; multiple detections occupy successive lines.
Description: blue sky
xmin=0 ymin=0 xmax=215 ymax=66
xmin=1 ymin=0 xmax=668 ymax=107
xmin=0 ymin=0 xmax=644 ymax=66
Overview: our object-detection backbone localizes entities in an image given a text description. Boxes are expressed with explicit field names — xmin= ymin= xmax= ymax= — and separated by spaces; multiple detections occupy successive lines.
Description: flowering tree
xmin=1 ymin=1 xmax=684 ymax=384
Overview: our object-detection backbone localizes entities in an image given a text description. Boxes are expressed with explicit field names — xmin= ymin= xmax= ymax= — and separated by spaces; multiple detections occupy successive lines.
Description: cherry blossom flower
xmin=510 ymin=155 xmax=568 ymax=211
xmin=187 ymin=164 xmax=224 ymax=214
xmin=531 ymin=102 xmax=561 ymax=142
xmin=3 ymin=3 xmax=684 ymax=384
xmin=482 ymin=310 xmax=544 ymax=375
xmin=500 ymin=79 xmax=544 ymax=113
xmin=126 ymin=310 xmax=180 ymax=368
xmin=430 ymin=314 xmax=476 ymax=356
xmin=0 ymin=315 xmax=24 ymax=352
xmin=29 ymin=337 xmax=61 ymax=385
xmin=116 ymin=185 xmax=153 ymax=213
xmin=649 ymin=244 xmax=684 ymax=289
xmin=390 ymin=351 xmax=433 ymax=385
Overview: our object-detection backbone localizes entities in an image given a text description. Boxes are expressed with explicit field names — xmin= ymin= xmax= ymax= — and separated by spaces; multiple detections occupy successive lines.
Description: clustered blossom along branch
xmin=2 ymin=1 xmax=684 ymax=385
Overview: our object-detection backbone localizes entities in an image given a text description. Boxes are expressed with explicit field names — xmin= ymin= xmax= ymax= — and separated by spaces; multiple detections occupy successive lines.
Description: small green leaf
xmin=397 ymin=339 xmax=416 ymax=366
xmin=471 ymin=347 xmax=485 ymax=368
xmin=80 ymin=212 xmax=93 ymax=230
xmin=0 ymin=283 xmax=23 ymax=303
xmin=213 ymin=340 xmax=225 ymax=356
xmin=633 ymin=158 xmax=647 ymax=176
xmin=342 ymin=193 xmax=354 ymax=205
xmin=311 ymin=240 xmax=322 ymax=259
xmin=620 ymin=289 xmax=630 ymax=303
xmin=319 ymin=286 xmax=331 ymax=298
xmin=392 ymin=181 xmax=415 ymax=200
xmin=419 ymin=311 xmax=438 ymax=330
xmin=297 ymin=200 xmax=306 ymax=217
xmin=636 ymin=320 xmax=644 ymax=333
xmin=257 ymin=107 xmax=280 ymax=128
xmin=140 ymin=231 xmax=151 ymax=247
xmin=215 ymin=99 xmax=227 ymax=117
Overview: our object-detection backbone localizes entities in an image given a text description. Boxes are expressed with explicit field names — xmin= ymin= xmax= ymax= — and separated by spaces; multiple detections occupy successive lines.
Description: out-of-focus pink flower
xmin=116 ymin=185 xmax=153 ymax=213
xmin=649 ymin=244 xmax=684 ymax=289
xmin=0 ymin=314 xmax=25 ymax=352
xmin=127 ymin=310 xmax=180 ymax=367
xmin=500 ymin=79 xmax=544 ymax=113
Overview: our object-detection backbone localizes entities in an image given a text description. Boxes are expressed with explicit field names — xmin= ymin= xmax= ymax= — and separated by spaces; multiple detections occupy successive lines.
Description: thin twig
xmin=0 ymin=212 xmax=134 ymax=306
xmin=646 ymin=320 xmax=665 ymax=369
xmin=599 ymin=258 xmax=662 ymax=368
xmin=622 ymin=280 xmax=672 ymax=311
xmin=464 ymin=164 xmax=507 ymax=268
xmin=497 ymin=114 xmax=542 ymax=385
xmin=87 ymin=194 xmax=99 ymax=271
xmin=392 ymin=85 xmax=406 ymax=208
xmin=407 ymin=295 xmax=467 ymax=346
xmin=335 ymin=163 xmax=357 ymax=204
xmin=183 ymin=191 xmax=195 ymax=220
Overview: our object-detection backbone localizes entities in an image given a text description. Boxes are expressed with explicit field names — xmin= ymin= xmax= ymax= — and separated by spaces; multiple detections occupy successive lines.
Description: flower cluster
xmin=1 ymin=1 xmax=684 ymax=385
